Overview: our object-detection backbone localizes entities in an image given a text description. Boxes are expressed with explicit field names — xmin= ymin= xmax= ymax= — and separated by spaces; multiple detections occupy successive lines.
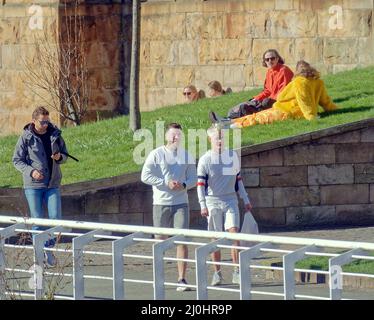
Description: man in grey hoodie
xmin=13 ymin=106 xmax=69 ymax=266
xmin=141 ymin=122 xmax=197 ymax=292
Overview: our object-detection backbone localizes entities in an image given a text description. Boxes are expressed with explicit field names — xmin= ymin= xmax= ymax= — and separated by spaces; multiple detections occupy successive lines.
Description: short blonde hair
xmin=294 ymin=60 xmax=320 ymax=79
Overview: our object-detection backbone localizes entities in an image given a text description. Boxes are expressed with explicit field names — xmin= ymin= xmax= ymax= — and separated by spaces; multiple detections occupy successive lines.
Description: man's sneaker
xmin=232 ymin=270 xmax=240 ymax=285
xmin=209 ymin=111 xmax=231 ymax=128
xmin=211 ymin=271 xmax=223 ymax=286
xmin=44 ymin=250 xmax=56 ymax=268
xmin=176 ymin=278 xmax=191 ymax=292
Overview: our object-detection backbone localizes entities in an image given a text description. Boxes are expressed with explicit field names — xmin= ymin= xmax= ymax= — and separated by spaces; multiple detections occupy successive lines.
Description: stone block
xmin=361 ymin=127 xmax=374 ymax=142
xmin=275 ymin=0 xmax=294 ymax=10
xmin=186 ymin=13 xmax=223 ymax=40
xmin=147 ymin=88 xmax=177 ymax=108
xmin=178 ymin=40 xmax=198 ymax=65
xmin=358 ymin=36 xmax=374 ymax=65
xmin=323 ymin=38 xmax=358 ymax=65
xmin=0 ymin=196 xmax=29 ymax=216
xmin=244 ymin=65 xmax=254 ymax=87
xmin=242 ymin=149 xmax=284 ymax=167
xmin=251 ymin=208 xmax=286 ymax=226
xmin=61 ymin=195 xmax=85 ymax=216
xmin=336 ymin=204 xmax=374 ymax=225
xmin=294 ymin=38 xmax=323 ymax=64
xmin=317 ymin=130 xmax=361 ymax=144
xmin=270 ymin=11 xmax=317 ymax=38
xmin=284 ymin=144 xmax=335 ymax=166
xmin=119 ymin=191 xmax=153 ymax=213
xmin=140 ymin=41 xmax=150 ymax=66
xmin=0 ymin=18 xmax=21 ymax=44
xmin=343 ymin=0 xmax=373 ymax=9
xmin=201 ymin=0 xmax=228 ymax=13
xmin=223 ymin=65 xmax=246 ymax=88
xmin=246 ymin=188 xmax=274 ymax=207
xmin=175 ymin=67 xmax=195 ymax=87
xmin=336 ymin=143 xmax=374 ymax=163
xmin=286 ymin=206 xmax=336 ymax=226
xmin=241 ymin=168 xmax=260 ymax=187
xmin=141 ymin=14 xmax=186 ymax=41
xmin=149 ymin=40 xmax=179 ymax=65
xmin=85 ymin=189 xmax=120 ymax=215
xmin=308 ymin=164 xmax=354 ymax=185
xmin=355 ymin=164 xmax=374 ymax=183
xmin=318 ymin=9 xmax=372 ymax=37
xmin=260 ymin=166 xmax=308 ymax=187
xmin=371 ymin=184 xmax=374 ymax=203
xmin=194 ymin=65 xmax=225 ymax=89
xmin=198 ymin=39 xmax=252 ymax=65
xmin=321 ymin=184 xmax=369 ymax=205
xmin=274 ymin=186 xmax=320 ymax=207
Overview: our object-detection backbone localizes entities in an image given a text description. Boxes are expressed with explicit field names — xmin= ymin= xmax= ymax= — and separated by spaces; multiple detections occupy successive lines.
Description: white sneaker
xmin=211 ymin=271 xmax=223 ymax=286
xmin=232 ymin=270 xmax=240 ymax=285
xmin=176 ymin=278 xmax=191 ymax=292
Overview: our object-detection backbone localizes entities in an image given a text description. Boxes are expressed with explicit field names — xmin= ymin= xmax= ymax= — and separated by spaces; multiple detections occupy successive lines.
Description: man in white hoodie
xmin=141 ymin=123 xmax=197 ymax=292
xmin=197 ymin=125 xmax=253 ymax=286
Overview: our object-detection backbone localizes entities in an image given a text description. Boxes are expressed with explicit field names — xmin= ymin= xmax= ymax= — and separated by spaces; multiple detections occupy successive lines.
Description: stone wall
xmin=1 ymin=0 xmax=373 ymax=133
xmin=1 ymin=118 xmax=373 ymax=230
xmin=0 ymin=0 xmax=130 ymax=135
xmin=139 ymin=0 xmax=374 ymax=110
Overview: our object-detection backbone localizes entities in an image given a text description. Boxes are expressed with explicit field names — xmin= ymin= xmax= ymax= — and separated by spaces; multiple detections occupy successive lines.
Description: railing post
xmin=0 ymin=223 xmax=26 ymax=300
xmin=72 ymin=229 xmax=111 ymax=300
xmin=283 ymin=245 xmax=320 ymax=300
xmin=112 ymin=232 xmax=145 ymax=300
xmin=33 ymin=226 xmax=70 ymax=300
xmin=153 ymin=235 xmax=185 ymax=300
xmin=329 ymin=248 xmax=365 ymax=300
xmin=239 ymin=242 xmax=274 ymax=300
xmin=195 ymin=238 xmax=231 ymax=300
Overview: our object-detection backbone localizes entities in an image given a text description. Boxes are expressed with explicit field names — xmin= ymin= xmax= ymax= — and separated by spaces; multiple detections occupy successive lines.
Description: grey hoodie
xmin=12 ymin=123 xmax=68 ymax=189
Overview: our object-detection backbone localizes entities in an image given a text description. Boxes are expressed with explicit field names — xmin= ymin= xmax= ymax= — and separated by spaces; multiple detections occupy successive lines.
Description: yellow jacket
xmin=273 ymin=76 xmax=338 ymax=120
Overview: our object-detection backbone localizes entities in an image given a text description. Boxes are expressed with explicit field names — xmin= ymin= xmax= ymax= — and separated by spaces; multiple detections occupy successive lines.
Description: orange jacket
xmin=254 ymin=64 xmax=294 ymax=101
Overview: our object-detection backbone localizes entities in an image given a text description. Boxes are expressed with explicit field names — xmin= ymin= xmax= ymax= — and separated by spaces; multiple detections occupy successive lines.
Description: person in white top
xmin=197 ymin=125 xmax=253 ymax=286
xmin=141 ymin=123 xmax=197 ymax=292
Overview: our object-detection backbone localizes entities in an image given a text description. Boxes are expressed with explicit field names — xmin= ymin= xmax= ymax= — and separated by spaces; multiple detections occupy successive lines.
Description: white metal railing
xmin=0 ymin=216 xmax=374 ymax=300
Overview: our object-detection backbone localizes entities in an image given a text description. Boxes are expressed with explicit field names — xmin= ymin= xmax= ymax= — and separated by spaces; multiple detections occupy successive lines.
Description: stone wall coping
xmin=240 ymin=118 xmax=374 ymax=157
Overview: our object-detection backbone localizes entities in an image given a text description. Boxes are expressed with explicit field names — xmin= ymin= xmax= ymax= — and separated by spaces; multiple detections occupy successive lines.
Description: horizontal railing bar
xmin=163 ymin=257 xmax=196 ymax=263
xmin=4 ymin=291 xmax=35 ymax=298
xmin=2 ymin=216 xmax=374 ymax=250
xmin=83 ymin=275 xmax=113 ymax=281
xmin=206 ymin=261 xmax=239 ymax=267
xmin=123 ymin=279 xmax=154 ymax=284
xmin=295 ymin=294 xmax=330 ymax=300
xmin=294 ymin=269 xmax=330 ymax=275
xmin=206 ymin=286 xmax=240 ymax=293
xmin=164 ymin=281 xmax=196 ymax=289
xmin=4 ymin=244 xmax=34 ymax=250
xmin=250 ymin=291 xmax=284 ymax=297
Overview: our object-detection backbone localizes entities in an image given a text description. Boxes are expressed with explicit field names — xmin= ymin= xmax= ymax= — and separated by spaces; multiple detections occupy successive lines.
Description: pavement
xmin=3 ymin=225 xmax=374 ymax=300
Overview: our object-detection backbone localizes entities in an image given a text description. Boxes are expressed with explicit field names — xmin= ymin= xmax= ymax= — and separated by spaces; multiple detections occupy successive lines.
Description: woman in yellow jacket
xmin=209 ymin=60 xmax=338 ymax=128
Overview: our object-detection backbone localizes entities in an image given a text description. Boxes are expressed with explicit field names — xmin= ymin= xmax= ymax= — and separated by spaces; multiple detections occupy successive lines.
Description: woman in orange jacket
xmin=227 ymin=49 xmax=294 ymax=119
xmin=210 ymin=60 xmax=338 ymax=128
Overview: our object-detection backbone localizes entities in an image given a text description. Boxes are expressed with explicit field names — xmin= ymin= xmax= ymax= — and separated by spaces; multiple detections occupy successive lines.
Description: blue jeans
xmin=24 ymin=188 xmax=62 ymax=246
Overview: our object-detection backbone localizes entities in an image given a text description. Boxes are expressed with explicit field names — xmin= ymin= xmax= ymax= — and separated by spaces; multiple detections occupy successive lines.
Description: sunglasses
xmin=183 ymin=92 xmax=192 ymax=96
xmin=38 ymin=120 xmax=50 ymax=126
xmin=265 ymin=57 xmax=277 ymax=62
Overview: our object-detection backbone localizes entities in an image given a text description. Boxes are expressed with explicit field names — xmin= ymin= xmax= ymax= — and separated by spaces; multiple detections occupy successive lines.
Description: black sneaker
xmin=176 ymin=278 xmax=191 ymax=292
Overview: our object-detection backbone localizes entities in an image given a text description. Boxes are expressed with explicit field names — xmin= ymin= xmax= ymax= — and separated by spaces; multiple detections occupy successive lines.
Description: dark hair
xmin=208 ymin=80 xmax=225 ymax=94
xmin=294 ymin=60 xmax=320 ymax=79
xmin=32 ymin=106 xmax=49 ymax=119
xmin=262 ymin=49 xmax=285 ymax=67
xmin=166 ymin=123 xmax=182 ymax=131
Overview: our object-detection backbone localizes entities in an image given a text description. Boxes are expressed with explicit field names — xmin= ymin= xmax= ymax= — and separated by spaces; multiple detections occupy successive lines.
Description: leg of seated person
xmin=231 ymin=108 xmax=288 ymax=128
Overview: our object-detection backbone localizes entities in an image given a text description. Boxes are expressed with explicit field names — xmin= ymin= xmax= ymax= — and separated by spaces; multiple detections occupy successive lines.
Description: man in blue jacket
xmin=13 ymin=106 xmax=69 ymax=267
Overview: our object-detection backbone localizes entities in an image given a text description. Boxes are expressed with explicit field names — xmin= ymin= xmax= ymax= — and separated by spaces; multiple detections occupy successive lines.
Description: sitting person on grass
xmin=183 ymin=85 xmax=205 ymax=102
xmin=208 ymin=81 xmax=232 ymax=97
xmin=227 ymin=49 xmax=294 ymax=119
xmin=209 ymin=60 xmax=338 ymax=129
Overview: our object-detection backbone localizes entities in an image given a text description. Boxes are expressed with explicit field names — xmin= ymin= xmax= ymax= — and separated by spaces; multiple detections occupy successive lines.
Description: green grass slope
xmin=1 ymin=66 xmax=373 ymax=187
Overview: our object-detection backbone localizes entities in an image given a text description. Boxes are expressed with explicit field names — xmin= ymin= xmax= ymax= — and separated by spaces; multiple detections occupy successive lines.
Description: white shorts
xmin=206 ymin=197 xmax=240 ymax=231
